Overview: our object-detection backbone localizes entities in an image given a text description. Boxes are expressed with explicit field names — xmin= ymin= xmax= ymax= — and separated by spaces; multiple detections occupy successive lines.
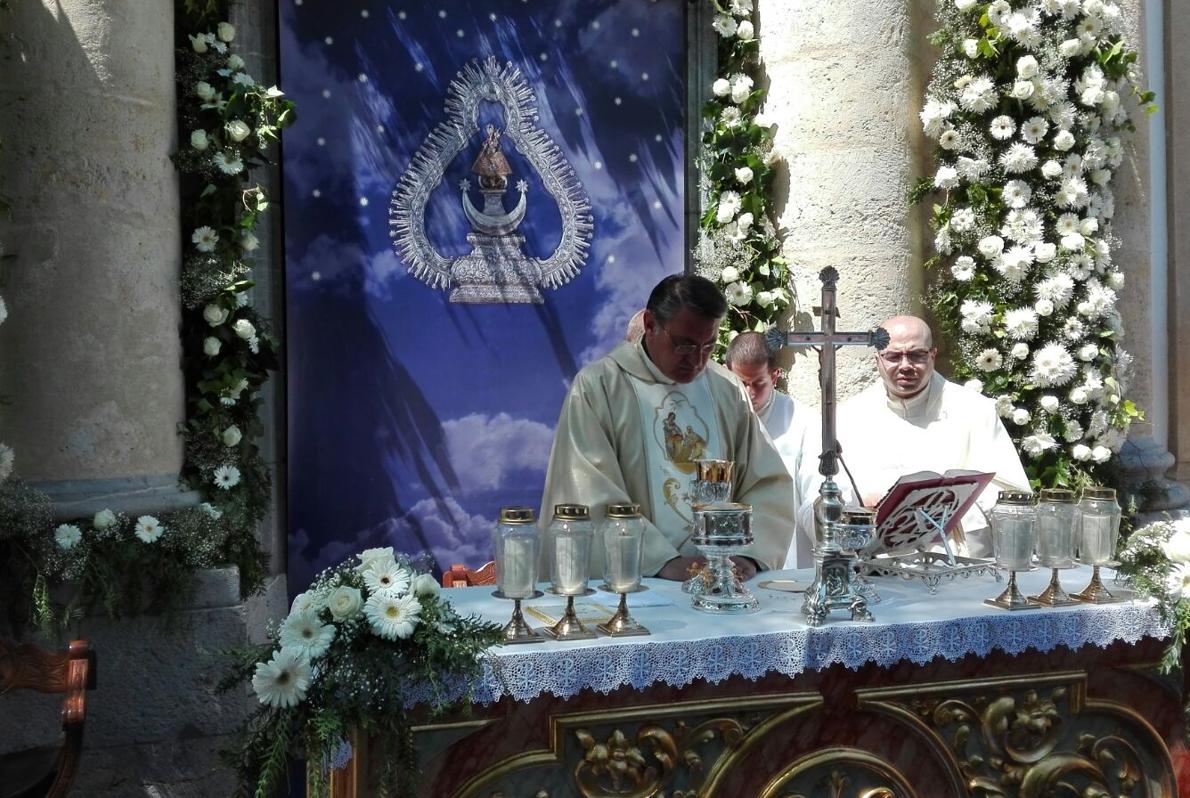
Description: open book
xmin=865 ymin=469 xmax=995 ymax=556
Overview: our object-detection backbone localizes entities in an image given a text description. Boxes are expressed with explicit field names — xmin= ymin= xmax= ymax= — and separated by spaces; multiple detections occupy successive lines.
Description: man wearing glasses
xmin=800 ymin=315 xmax=1028 ymax=558
xmin=541 ymin=274 xmax=795 ymax=581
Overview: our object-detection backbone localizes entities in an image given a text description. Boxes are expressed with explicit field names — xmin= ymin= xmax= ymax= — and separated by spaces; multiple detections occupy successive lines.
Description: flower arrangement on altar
xmin=697 ymin=0 xmax=792 ymax=352
xmin=915 ymin=0 xmax=1154 ymax=489
xmin=1116 ymin=518 xmax=1190 ymax=675
xmin=172 ymin=20 xmax=295 ymax=590
xmin=222 ymin=547 xmax=504 ymax=798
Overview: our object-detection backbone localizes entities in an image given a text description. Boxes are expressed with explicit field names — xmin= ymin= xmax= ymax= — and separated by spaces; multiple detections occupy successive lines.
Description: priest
xmin=724 ymin=332 xmax=816 ymax=568
xmin=795 ymin=315 xmax=1029 ymax=559
xmin=541 ymin=274 xmax=795 ymax=580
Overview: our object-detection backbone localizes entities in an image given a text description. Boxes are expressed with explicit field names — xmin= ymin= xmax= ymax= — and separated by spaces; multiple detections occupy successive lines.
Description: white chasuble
xmin=628 ymin=374 xmax=723 ymax=555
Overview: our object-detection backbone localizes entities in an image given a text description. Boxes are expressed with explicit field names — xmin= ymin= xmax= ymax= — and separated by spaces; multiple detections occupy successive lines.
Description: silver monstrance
xmin=765 ymin=267 xmax=889 ymax=626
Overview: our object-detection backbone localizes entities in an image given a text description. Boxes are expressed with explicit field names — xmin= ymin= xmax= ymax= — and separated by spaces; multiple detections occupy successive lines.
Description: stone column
xmin=758 ymin=0 xmax=933 ymax=403
xmin=1113 ymin=0 xmax=1189 ymax=512
xmin=1164 ymin=0 xmax=1190 ymax=489
xmin=0 ymin=0 xmax=193 ymax=517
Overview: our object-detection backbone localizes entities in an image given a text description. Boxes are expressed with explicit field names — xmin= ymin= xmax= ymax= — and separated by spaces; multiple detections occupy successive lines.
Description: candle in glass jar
xmin=601 ymin=504 xmax=644 ymax=592
xmin=1077 ymin=486 xmax=1120 ymax=565
xmin=499 ymin=534 xmax=537 ymax=598
xmin=552 ymin=535 xmax=587 ymax=594
xmin=990 ymin=491 xmax=1034 ymax=571
xmin=1036 ymin=488 xmax=1076 ymax=568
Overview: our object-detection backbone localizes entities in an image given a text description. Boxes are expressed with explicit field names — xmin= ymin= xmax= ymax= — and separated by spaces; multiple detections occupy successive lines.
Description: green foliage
xmin=1116 ymin=519 xmax=1189 ymax=676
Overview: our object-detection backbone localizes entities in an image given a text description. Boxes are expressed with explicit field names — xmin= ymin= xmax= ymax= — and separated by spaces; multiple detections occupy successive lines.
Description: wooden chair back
xmin=441 ymin=561 xmax=496 ymax=587
xmin=0 ymin=639 xmax=96 ymax=798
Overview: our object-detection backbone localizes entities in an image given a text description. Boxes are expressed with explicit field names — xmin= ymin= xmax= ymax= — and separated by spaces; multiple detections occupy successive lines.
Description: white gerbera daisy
xmin=989 ymin=115 xmax=1016 ymax=140
xmin=1020 ymin=116 xmax=1049 ymax=145
xmin=1001 ymin=143 xmax=1039 ymax=174
xmin=1063 ymin=317 xmax=1085 ymax=341
xmin=365 ymin=592 xmax=422 ymax=640
xmin=192 ymin=226 xmax=219 ymax=252
xmin=975 ymin=348 xmax=1003 ymax=372
xmin=214 ymin=150 xmax=244 ymax=175
xmin=134 ymin=515 xmax=163 ymax=543
xmin=1001 ymin=180 xmax=1032 ymax=209
xmin=279 ymin=609 xmax=337 ymax=660
xmin=951 ymin=256 xmax=976 ymax=281
xmin=362 ymin=560 xmax=412 ymax=597
xmin=213 ymin=464 xmax=242 ymax=489
xmin=1031 ymin=342 xmax=1078 ymax=387
xmin=1055 ymin=213 xmax=1081 ymax=236
xmin=55 ymin=524 xmax=83 ymax=550
xmin=950 ymin=208 xmax=976 ymax=232
xmin=1003 ymin=307 xmax=1039 ymax=340
xmin=939 ymin=129 xmax=960 ymax=150
xmin=251 ymin=648 xmax=311 ymax=708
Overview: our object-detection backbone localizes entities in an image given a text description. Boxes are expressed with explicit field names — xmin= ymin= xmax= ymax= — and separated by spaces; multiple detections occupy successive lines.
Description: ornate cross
xmin=765 ymin=267 xmax=889 ymax=625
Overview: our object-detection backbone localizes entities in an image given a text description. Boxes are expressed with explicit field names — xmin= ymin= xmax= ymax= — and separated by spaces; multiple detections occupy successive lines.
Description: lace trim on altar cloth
xmin=438 ymin=602 xmax=1168 ymax=704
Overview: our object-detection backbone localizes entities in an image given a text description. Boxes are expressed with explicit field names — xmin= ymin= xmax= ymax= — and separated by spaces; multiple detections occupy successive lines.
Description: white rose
xmin=1070 ymin=387 xmax=1089 ymax=404
xmin=1034 ymin=243 xmax=1057 ymax=263
xmin=1162 ymin=530 xmax=1190 ymax=564
xmin=1035 ymin=299 xmax=1055 ymax=317
xmin=327 ymin=586 xmax=364 ymax=620
xmin=93 ymin=509 xmax=117 ymax=529
xmin=203 ymin=336 xmax=222 ymax=356
xmin=736 ymin=212 xmax=754 ymax=232
xmin=412 ymin=573 xmax=441 ymax=598
xmin=1060 ymin=39 xmax=1081 ymax=58
xmin=1079 ymin=217 xmax=1099 ymax=235
xmin=736 ymin=20 xmax=755 ymax=40
xmin=712 ymin=78 xmax=731 ymax=97
xmin=203 ymin=304 xmax=230 ymax=326
xmin=755 ymin=290 xmax=774 ymax=308
xmin=233 ymin=318 xmax=256 ymax=340
xmin=719 ymin=266 xmax=740 ymax=284
xmin=1054 ymin=130 xmax=1076 ymax=151
xmin=963 ymin=39 xmax=979 ymax=58
xmin=221 ymin=425 xmax=242 ymax=447
xmin=955 ymin=0 xmax=976 ymax=9
xmin=734 ymin=166 xmax=754 ymax=184
xmin=196 ymin=81 xmax=216 ymax=101
xmin=191 ymin=129 xmax=209 ymax=151
xmin=1011 ymin=80 xmax=1035 ymax=100
xmin=964 ymin=378 xmax=984 ymax=393
xmin=731 ymin=82 xmax=751 ymax=104
xmin=1078 ymin=343 xmax=1099 ymax=361
xmin=978 ymin=235 xmax=1005 ymax=258
xmin=1016 ymin=55 xmax=1039 ymax=79
xmin=189 ymin=34 xmax=209 ymax=53
xmin=1011 ymin=342 xmax=1030 ymax=359
xmin=1042 ymin=160 xmax=1063 ymax=179
xmin=1012 ymin=408 xmax=1032 ymax=425
xmin=1071 ymin=444 xmax=1092 ymax=461
xmin=217 ymin=22 xmax=236 ymax=42
xmin=228 ymin=54 xmax=246 ymax=71
xmin=1040 ymin=395 xmax=1060 ymax=412
xmin=1091 ymin=445 xmax=1112 ymax=463
xmin=225 ymin=119 xmax=251 ymax=143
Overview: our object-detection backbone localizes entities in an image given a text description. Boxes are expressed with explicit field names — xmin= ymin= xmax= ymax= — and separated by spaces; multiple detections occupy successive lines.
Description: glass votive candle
xmin=547 ymin=503 xmax=594 ymax=596
xmin=989 ymin=490 xmax=1035 ymax=571
xmin=494 ymin=506 xmax=539 ymax=599
xmin=1036 ymin=488 xmax=1077 ymax=568
xmin=1077 ymin=486 xmax=1121 ymax=565
xmin=600 ymin=503 xmax=645 ymax=593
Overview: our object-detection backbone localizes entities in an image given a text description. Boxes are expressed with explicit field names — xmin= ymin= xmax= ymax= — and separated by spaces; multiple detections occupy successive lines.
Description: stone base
xmin=0 ymin=569 xmax=288 ymax=796
xmin=32 ymin=474 xmax=203 ymax=521
xmin=1116 ymin=435 xmax=1190 ymax=515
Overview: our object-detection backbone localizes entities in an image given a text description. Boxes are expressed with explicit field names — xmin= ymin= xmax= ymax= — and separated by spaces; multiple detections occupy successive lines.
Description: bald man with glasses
xmin=796 ymin=315 xmax=1029 ymax=559
xmin=540 ymin=274 xmax=795 ymax=581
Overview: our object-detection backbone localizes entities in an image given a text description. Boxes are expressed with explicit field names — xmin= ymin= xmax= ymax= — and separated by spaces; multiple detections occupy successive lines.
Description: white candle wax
xmin=553 ymin=535 xmax=587 ymax=595
xmin=500 ymin=535 xmax=536 ymax=598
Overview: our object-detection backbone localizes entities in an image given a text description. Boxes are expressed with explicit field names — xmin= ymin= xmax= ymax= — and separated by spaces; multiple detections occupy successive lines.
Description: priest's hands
xmin=656 ymin=555 xmax=759 ymax=581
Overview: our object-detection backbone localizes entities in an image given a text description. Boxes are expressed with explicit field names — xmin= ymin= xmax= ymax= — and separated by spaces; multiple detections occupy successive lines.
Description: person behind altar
xmin=540 ymin=274 xmax=796 ymax=581
xmin=794 ymin=314 xmax=1029 ymax=560
xmin=724 ymin=332 xmax=816 ymax=568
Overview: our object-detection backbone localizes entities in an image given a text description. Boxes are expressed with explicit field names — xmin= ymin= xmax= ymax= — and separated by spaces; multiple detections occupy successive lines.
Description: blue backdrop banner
xmin=281 ymin=0 xmax=688 ymax=590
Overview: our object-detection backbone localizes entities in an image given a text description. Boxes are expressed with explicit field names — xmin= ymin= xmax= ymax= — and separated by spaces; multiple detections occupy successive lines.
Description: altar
xmin=330 ymin=565 xmax=1185 ymax=797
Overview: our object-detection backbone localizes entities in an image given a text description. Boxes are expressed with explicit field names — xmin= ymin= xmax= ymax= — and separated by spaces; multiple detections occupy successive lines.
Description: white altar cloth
xmin=435 ymin=566 xmax=1168 ymax=704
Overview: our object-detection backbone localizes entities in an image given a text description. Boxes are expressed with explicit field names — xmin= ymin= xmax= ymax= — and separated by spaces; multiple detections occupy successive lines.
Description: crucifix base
xmin=801 ymin=550 xmax=873 ymax=626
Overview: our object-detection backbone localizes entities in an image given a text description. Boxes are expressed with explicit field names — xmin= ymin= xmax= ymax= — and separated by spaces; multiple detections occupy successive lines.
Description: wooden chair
xmin=0 ymin=639 xmax=96 ymax=798
xmin=441 ymin=561 xmax=496 ymax=587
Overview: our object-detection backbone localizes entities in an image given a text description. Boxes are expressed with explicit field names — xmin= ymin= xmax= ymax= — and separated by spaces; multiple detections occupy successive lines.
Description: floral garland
xmin=173 ymin=21 xmax=294 ymax=589
xmin=696 ymin=0 xmax=791 ymax=350
xmin=915 ymin=0 xmax=1153 ymax=490
xmin=1116 ymin=518 xmax=1190 ymax=674
xmin=222 ymin=547 xmax=503 ymax=798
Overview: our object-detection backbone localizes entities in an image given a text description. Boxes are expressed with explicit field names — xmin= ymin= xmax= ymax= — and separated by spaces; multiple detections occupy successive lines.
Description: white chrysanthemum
xmin=1037 ymin=273 xmax=1076 ymax=307
xmin=1064 ymin=418 xmax=1085 ymax=442
xmin=1004 ymin=9 xmax=1041 ymax=47
xmin=1083 ymin=370 xmax=1105 ymax=399
xmin=994 ymin=245 xmax=1034 ymax=285
xmin=711 ymin=13 xmax=737 ymax=37
xmin=934 ymin=165 xmax=960 ymax=189
xmin=279 ymin=609 xmax=336 ymax=660
xmin=1020 ymin=116 xmax=1049 ymax=145
xmin=950 ymin=208 xmax=976 ymax=232
xmin=960 ymin=299 xmax=994 ymax=330
xmin=975 ymin=349 xmax=1003 ymax=372
xmin=251 ymin=648 xmax=311 ymax=708
xmin=1031 ymin=342 xmax=1078 ymax=387
xmin=134 ymin=515 xmax=163 ymax=543
xmin=1106 ymin=271 xmax=1125 ymax=290
xmin=1011 ymin=342 xmax=1030 ymax=360
xmin=951 ymin=256 xmax=976 ymax=281
xmin=362 ymin=560 xmax=412 ymax=597
xmin=1001 ymin=143 xmax=1038 ymax=174
xmin=1002 ymin=180 xmax=1032 ymax=209
xmin=989 ymin=115 xmax=1016 ymax=140
xmin=1049 ymin=100 xmax=1078 ymax=130
xmin=919 ymin=98 xmax=956 ymax=138
xmin=55 ymin=523 xmax=83 ymax=550
xmin=365 ymin=591 xmax=422 ymax=640
xmin=715 ymin=190 xmax=741 ymax=223
xmin=192 ymin=226 xmax=219 ymax=252
xmin=725 ymin=281 xmax=753 ymax=306
xmin=934 ymin=227 xmax=953 ymax=254
xmin=1084 ymin=281 xmax=1117 ymax=318
xmin=1056 ymin=176 xmax=1090 ymax=209
xmin=960 ymin=76 xmax=996 ymax=112
xmin=1022 ymin=433 xmax=1058 ymax=458
xmin=1003 ymin=307 xmax=1039 ymax=340
xmin=1002 ymin=209 xmax=1043 ymax=244
xmin=956 ymin=156 xmax=989 ymax=181
xmin=213 ymin=464 xmax=241 ymax=489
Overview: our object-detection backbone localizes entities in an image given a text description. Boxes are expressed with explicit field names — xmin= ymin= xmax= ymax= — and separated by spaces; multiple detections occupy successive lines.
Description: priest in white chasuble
xmin=725 ymin=332 xmax=815 ymax=569
xmin=797 ymin=315 xmax=1029 ymax=559
xmin=541 ymin=274 xmax=796 ymax=580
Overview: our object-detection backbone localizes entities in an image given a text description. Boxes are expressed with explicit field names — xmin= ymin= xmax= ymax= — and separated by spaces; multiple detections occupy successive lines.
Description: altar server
xmin=541 ymin=274 xmax=795 ymax=580
xmin=725 ymin=332 xmax=816 ymax=568
xmin=796 ymin=315 xmax=1029 ymax=559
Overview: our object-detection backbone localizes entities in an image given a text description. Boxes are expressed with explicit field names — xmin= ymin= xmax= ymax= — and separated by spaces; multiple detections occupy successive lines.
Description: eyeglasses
xmin=662 ymin=328 xmax=715 ymax=358
xmin=878 ymin=349 xmax=933 ymax=366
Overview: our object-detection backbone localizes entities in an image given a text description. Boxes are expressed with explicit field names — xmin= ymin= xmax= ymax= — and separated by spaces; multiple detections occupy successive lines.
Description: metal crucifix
xmin=765 ymin=267 xmax=889 ymax=626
